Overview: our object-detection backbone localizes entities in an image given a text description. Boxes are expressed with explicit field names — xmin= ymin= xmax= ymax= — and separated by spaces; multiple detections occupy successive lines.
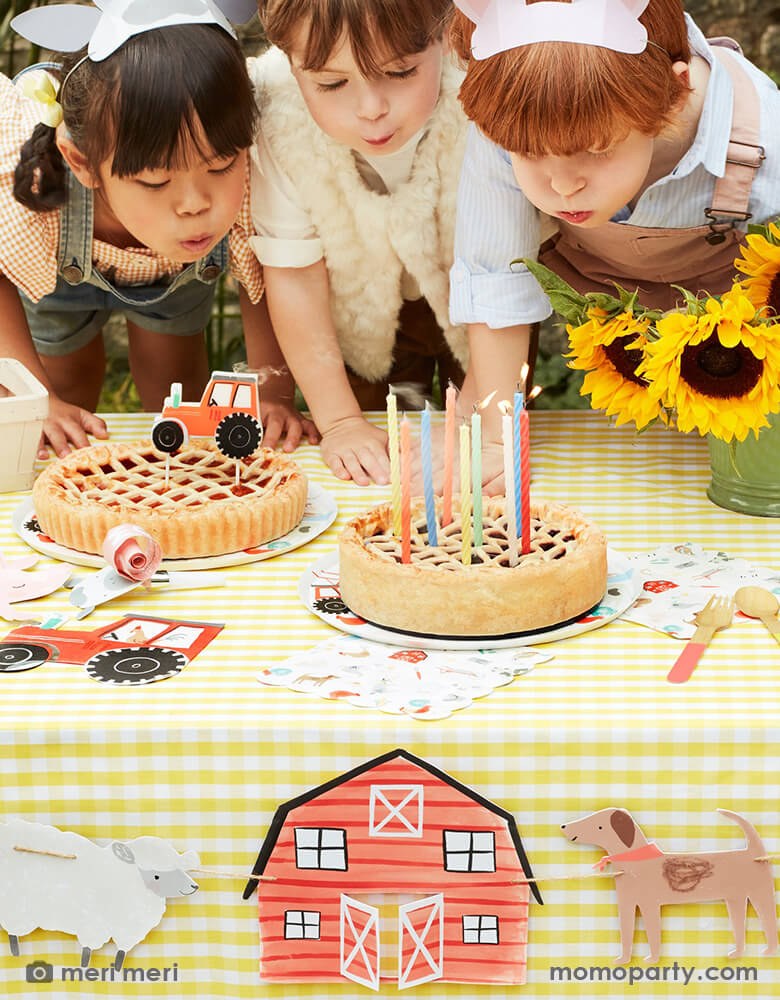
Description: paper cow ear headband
xmin=11 ymin=0 xmax=257 ymax=63
xmin=453 ymin=0 xmax=651 ymax=60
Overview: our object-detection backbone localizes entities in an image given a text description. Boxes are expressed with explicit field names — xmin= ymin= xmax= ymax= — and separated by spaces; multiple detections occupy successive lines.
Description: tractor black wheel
xmin=152 ymin=420 xmax=186 ymax=454
xmin=215 ymin=412 xmax=262 ymax=459
xmin=85 ymin=647 xmax=186 ymax=686
xmin=0 ymin=643 xmax=51 ymax=673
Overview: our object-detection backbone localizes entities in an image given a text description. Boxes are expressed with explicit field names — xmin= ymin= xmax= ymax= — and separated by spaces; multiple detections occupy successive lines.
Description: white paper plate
xmin=13 ymin=482 xmax=337 ymax=571
xmin=299 ymin=548 xmax=640 ymax=650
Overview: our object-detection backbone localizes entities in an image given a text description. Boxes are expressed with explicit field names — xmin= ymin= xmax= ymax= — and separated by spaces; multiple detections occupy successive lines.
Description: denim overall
xmin=23 ymin=168 xmax=229 ymax=356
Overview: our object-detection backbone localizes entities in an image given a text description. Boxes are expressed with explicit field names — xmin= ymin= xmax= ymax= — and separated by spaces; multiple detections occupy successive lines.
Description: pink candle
xmin=400 ymin=416 xmax=412 ymax=564
xmin=519 ymin=408 xmax=531 ymax=554
xmin=442 ymin=384 xmax=456 ymax=526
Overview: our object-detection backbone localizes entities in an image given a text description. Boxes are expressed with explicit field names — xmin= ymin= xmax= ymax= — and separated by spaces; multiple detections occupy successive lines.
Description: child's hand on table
xmin=410 ymin=427 xmax=506 ymax=496
xmin=260 ymin=399 xmax=319 ymax=452
xmin=40 ymin=396 xmax=109 ymax=460
xmin=320 ymin=415 xmax=389 ymax=486
xmin=479 ymin=440 xmax=507 ymax=495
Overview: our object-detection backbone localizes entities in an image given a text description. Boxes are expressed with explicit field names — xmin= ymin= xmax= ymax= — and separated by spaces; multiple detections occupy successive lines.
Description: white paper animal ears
xmin=453 ymin=0 xmax=650 ymax=59
xmin=12 ymin=0 xmax=257 ymax=62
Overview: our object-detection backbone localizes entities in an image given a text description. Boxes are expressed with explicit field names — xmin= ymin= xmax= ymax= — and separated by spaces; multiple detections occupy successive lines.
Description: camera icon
xmin=26 ymin=961 xmax=54 ymax=983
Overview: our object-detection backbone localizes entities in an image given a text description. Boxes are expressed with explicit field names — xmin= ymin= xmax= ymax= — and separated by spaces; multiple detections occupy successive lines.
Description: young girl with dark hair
xmin=448 ymin=0 xmax=779 ymax=490
xmin=3 ymin=1 xmax=315 ymax=457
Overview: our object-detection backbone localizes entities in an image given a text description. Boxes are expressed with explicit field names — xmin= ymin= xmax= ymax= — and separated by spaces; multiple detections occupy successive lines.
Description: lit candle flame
xmin=518 ymin=363 xmax=530 ymax=394
xmin=498 ymin=399 xmax=512 ymax=416
xmin=528 ymin=384 xmax=543 ymax=403
xmin=478 ymin=390 xmax=498 ymax=411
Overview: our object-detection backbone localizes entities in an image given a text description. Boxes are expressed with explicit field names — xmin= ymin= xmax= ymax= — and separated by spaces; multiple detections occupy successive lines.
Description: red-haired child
xmin=449 ymin=0 xmax=779 ymax=490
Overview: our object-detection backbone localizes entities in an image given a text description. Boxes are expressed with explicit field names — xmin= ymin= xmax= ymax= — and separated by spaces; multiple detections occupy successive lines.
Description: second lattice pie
xmin=32 ymin=440 xmax=308 ymax=558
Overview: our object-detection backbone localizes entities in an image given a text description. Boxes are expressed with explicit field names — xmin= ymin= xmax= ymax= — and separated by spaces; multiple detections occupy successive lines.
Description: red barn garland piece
xmin=244 ymin=749 xmax=541 ymax=990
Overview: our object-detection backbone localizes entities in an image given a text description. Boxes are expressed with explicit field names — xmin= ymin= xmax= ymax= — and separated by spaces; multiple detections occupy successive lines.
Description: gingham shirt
xmin=0 ymin=73 xmax=264 ymax=304
xmin=450 ymin=15 xmax=780 ymax=328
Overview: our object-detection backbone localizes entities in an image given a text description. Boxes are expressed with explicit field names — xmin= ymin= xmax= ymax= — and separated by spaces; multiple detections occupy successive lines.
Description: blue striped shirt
xmin=450 ymin=16 xmax=780 ymax=328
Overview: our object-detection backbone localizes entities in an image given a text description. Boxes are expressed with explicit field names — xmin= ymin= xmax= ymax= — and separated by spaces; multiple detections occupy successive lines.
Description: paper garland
xmin=562 ymin=807 xmax=779 ymax=964
xmin=3 ymin=756 xmax=778 ymax=983
xmin=0 ymin=819 xmax=198 ymax=970
xmin=244 ymin=749 xmax=540 ymax=989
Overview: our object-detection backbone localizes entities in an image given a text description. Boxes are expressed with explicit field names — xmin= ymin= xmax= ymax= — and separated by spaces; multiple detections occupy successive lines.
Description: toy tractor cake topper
xmin=152 ymin=371 xmax=264 ymax=461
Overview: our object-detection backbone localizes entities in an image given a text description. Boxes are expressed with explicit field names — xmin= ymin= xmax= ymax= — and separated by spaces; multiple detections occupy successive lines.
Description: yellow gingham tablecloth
xmin=0 ymin=411 xmax=778 ymax=999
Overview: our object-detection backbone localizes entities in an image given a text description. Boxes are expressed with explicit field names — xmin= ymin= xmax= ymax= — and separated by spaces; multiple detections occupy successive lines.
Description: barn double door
xmin=339 ymin=893 xmax=444 ymax=990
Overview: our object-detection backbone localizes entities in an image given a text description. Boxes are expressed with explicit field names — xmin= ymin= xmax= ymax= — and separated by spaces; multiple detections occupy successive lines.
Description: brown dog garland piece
xmin=561 ymin=807 xmax=779 ymax=965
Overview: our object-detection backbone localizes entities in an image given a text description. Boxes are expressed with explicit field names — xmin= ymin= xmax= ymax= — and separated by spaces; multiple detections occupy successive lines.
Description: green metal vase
xmin=707 ymin=411 xmax=780 ymax=517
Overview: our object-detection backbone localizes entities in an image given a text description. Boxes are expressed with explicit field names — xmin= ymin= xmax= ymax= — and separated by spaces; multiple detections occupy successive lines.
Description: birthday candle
xmin=442 ymin=384 xmax=456 ymax=526
xmin=471 ymin=406 xmax=482 ymax=548
xmin=400 ymin=416 xmax=411 ymax=564
xmin=501 ymin=407 xmax=519 ymax=567
xmin=386 ymin=391 xmax=402 ymax=536
xmin=460 ymin=422 xmax=472 ymax=565
xmin=513 ymin=390 xmax=523 ymax=530
xmin=421 ymin=403 xmax=438 ymax=546
xmin=519 ymin=406 xmax=531 ymax=554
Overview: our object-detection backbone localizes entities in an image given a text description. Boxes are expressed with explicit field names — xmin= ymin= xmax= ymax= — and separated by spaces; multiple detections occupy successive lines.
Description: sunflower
xmin=566 ymin=308 xmax=664 ymax=430
xmin=639 ymin=289 xmax=780 ymax=442
xmin=734 ymin=221 xmax=780 ymax=318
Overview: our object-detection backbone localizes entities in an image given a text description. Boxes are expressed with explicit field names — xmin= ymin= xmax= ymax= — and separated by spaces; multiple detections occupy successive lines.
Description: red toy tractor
xmin=152 ymin=371 xmax=263 ymax=459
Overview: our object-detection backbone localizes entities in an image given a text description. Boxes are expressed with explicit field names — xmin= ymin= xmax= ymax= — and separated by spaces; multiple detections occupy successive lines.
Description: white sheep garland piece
xmin=0 ymin=819 xmax=199 ymax=970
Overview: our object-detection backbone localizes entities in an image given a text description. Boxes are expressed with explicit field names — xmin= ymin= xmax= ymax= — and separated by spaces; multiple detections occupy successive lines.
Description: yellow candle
xmin=400 ymin=416 xmax=412 ymax=564
xmin=460 ymin=423 xmax=472 ymax=566
xmin=386 ymin=391 xmax=402 ymax=536
xmin=442 ymin=384 xmax=457 ymax=526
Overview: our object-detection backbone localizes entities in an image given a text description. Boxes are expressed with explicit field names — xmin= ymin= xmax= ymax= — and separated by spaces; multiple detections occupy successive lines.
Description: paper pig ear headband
xmin=453 ymin=0 xmax=651 ymax=59
xmin=11 ymin=0 xmax=257 ymax=62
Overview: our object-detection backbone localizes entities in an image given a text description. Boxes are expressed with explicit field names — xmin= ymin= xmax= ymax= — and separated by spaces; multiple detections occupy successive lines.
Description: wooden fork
xmin=667 ymin=595 xmax=735 ymax=684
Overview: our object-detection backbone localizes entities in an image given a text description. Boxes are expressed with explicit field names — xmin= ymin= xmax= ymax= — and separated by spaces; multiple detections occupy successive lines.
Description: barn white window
xmin=369 ymin=784 xmax=423 ymax=837
xmin=294 ymin=827 xmax=347 ymax=869
xmin=284 ymin=910 xmax=321 ymax=940
xmin=462 ymin=914 xmax=499 ymax=944
xmin=442 ymin=830 xmax=496 ymax=872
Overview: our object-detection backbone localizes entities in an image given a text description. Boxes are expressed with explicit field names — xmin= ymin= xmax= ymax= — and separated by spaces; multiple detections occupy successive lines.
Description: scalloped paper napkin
xmin=258 ymin=636 xmax=552 ymax=721
xmin=622 ymin=542 xmax=780 ymax=639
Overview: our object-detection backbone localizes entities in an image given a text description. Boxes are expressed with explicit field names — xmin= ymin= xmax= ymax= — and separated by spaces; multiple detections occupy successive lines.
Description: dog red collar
xmin=594 ymin=843 xmax=663 ymax=871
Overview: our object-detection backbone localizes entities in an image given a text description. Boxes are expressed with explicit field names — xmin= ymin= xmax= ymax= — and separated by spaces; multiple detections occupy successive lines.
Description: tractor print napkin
xmin=622 ymin=542 xmax=780 ymax=639
xmin=257 ymin=637 xmax=552 ymax=720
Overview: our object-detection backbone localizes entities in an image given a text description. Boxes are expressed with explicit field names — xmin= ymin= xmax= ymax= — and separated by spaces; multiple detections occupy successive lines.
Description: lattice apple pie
xmin=339 ymin=498 xmax=607 ymax=636
xmin=32 ymin=440 xmax=308 ymax=558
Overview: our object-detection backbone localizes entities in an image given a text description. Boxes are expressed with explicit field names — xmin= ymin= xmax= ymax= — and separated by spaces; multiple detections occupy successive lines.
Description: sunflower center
xmin=768 ymin=271 xmax=780 ymax=318
xmin=602 ymin=336 xmax=647 ymax=386
xmin=679 ymin=335 xmax=763 ymax=399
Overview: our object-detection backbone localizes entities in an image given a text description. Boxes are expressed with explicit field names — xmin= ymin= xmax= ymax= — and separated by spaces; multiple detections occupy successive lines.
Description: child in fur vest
xmin=248 ymin=0 xmax=469 ymax=485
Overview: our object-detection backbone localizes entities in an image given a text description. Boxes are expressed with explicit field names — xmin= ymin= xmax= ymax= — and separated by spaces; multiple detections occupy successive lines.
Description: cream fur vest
xmin=250 ymin=48 xmax=469 ymax=381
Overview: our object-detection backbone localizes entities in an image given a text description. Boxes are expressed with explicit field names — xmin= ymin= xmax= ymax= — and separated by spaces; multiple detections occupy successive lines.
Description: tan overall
xmin=538 ymin=43 xmax=766 ymax=311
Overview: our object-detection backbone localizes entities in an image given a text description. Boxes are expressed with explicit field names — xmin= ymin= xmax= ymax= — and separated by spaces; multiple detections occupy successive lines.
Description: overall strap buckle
xmin=703 ymin=208 xmax=752 ymax=245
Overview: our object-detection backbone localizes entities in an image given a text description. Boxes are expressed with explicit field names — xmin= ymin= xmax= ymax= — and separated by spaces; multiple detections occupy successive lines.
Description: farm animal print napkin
xmin=258 ymin=637 xmax=551 ymax=720
xmin=622 ymin=542 xmax=780 ymax=639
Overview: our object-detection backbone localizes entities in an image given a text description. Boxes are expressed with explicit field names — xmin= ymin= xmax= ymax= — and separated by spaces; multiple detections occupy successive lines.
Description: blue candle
xmin=421 ymin=403 xmax=438 ymax=546
xmin=513 ymin=391 xmax=524 ymax=528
